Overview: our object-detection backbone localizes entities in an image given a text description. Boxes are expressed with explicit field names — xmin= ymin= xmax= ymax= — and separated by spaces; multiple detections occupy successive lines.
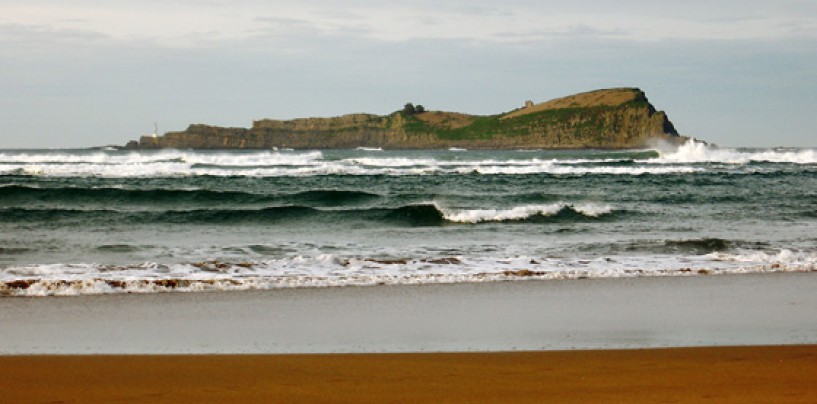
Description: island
xmin=125 ymin=88 xmax=688 ymax=150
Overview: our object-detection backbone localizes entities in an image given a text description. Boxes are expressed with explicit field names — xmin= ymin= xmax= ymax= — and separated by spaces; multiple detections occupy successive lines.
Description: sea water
xmin=1 ymin=140 xmax=815 ymax=296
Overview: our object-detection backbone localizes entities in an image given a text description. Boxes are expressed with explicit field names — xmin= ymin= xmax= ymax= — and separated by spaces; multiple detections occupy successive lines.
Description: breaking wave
xmin=653 ymin=140 xmax=817 ymax=164
xmin=0 ymin=149 xmax=704 ymax=177
xmin=3 ymin=249 xmax=815 ymax=297
xmin=439 ymin=203 xmax=614 ymax=224
xmin=0 ymin=202 xmax=616 ymax=226
xmin=1 ymin=145 xmax=815 ymax=178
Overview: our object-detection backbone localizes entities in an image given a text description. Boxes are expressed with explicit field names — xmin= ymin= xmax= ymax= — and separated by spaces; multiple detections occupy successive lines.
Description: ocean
xmin=1 ymin=140 xmax=815 ymax=297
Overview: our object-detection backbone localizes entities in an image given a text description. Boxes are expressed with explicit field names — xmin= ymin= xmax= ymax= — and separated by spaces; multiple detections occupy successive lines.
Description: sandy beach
xmin=2 ymin=273 xmax=817 ymax=401
xmin=3 ymin=346 xmax=817 ymax=403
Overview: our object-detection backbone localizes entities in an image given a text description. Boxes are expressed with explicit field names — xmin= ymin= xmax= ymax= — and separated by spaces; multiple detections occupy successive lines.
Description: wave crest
xmin=0 ymin=201 xmax=615 ymax=225
xmin=441 ymin=203 xmax=614 ymax=224
xmin=655 ymin=140 xmax=817 ymax=164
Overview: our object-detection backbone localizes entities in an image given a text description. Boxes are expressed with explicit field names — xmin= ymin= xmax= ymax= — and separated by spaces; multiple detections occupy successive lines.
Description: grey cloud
xmin=2 ymin=1 xmax=816 ymax=148
xmin=777 ymin=19 xmax=817 ymax=36
xmin=0 ymin=23 xmax=110 ymax=48
xmin=253 ymin=16 xmax=315 ymax=29
xmin=248 ymin=15 xmax=374 ymax=44
xmin=494 ymin=25 xmax=627 ymax=40
xmin=309 ymin=9 xmax=368 ymax=21
xmin=450 ymin=5 xmax=514 ymax=17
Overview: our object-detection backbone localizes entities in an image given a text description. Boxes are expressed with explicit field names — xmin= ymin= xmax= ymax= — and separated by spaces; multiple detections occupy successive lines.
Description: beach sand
xmin=3 ymin=346 xmax=817 ymax=403
xmin=2 ymin=273 xmax=817 ymax=401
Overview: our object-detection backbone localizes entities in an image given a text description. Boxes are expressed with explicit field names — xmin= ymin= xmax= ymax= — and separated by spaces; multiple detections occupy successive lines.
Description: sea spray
xmin=653 ymin=139 xmax=817 ymax=164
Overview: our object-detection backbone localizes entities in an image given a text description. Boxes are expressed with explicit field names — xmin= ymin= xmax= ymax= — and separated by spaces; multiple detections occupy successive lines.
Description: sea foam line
xmin=2 ymin=262 xmax=814 ymax=297
xmin=3 ymin=250 xmax=816 ymax=297
xmin=0 ymin=150 xmax=324 ymax=165
xmin=2 ymin=161 xmax=701 ymax=178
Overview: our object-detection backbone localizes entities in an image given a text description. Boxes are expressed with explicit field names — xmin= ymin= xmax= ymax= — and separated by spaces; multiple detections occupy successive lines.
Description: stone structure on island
xmin=125 ymin=88 xmax=688 ymax=150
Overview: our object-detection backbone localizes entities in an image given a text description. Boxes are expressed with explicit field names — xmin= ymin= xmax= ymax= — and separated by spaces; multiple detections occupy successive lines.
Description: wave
xmin=4 ymin=144 xmax=814 ymax=178
xmin=385 ymin=204 xmax=446 ymax=226
xmin=165 ymin=202 xmax=615 ymax=226
xmin=1 ymin=150 xmax=704 ymax=177
xmin=1 ymin=162 xmax=701 ymax=177
xmin=0 ymin=185 xmax=267 ymax=205
xmin=286 ymin=190 xmax=382 ymax=206
xmin=653 ymin=140 xmax=817 ymax=164
xmin=440 ymin=203 xmax=614 ymax=224
xmin=663 ymin=238 xmax=733 ymax=254
xmin=0 ymin=150 xmax=324 ymax=166
xmin=0 ymin=150 xmax=181 ymax=165
xmin=0 ymin=150 xmax=325 ymax=177
xmin=180 ymin=151 xmax=324 ymax=167
xmin=707 ymin=249 xmax=817 ymax=264
xmin=449 ymin=165 xmax=698 ymax=176
xmin=0 ymin=247 xmax=33 ymax=255
xmin=0 ymin=202 xmax=615 ymax=226
xmin=0 ymin=185 xmax=380 ymax=207
xmin=648 ymin=238 xmax=736 ymax=255
xmin=348 ymin=156 xmax=646 ymax=168
xmin=0 ymin=206 xmax=319 ymax=224
xmin=3 ymin=249 xmax=815 ymax=297
xmin=649 ymin=193 xmax=750 ymax=205
xmin=572 ymin=238 xmax=781 ymax=257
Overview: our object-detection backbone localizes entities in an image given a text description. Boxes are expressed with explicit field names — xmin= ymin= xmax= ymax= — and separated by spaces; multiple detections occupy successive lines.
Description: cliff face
xmin=129 ymin=88 xmax=687 ymax=150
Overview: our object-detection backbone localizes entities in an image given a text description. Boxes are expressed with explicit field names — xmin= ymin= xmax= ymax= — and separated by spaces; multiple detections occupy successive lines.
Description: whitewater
xmin=1 ymin=140 xmax=816 ymax=296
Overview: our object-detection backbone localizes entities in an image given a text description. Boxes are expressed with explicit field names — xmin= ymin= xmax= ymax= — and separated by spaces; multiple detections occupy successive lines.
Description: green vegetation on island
xmin=126 ymin=88 xmax=687 ymax=150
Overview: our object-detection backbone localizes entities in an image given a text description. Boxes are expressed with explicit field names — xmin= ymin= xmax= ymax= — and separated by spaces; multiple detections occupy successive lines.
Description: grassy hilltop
xmin=128 ymin=88 xmax=687 ymax=150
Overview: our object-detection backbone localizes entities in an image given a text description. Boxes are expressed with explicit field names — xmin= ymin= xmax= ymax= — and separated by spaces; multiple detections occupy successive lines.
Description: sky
xmin=1 ymin=0 xmax=816 ymax=148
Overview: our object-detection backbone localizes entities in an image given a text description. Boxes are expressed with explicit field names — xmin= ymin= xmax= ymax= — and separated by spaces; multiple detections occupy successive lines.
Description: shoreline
xmin=3 ymin=345 xmax=817 ymax=402
xmin=3 ymin=272 xmax=816 ymax=354
xmin=4 ymin=261 xmax=814 ymax=297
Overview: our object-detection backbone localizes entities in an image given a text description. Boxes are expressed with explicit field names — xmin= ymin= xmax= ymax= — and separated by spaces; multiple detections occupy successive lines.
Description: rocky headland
xmin=126 ymin=88 xmax=688 ymax=150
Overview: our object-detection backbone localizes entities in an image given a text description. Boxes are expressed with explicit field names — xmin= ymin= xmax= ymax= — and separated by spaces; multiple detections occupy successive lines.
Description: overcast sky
xmin=2 ymin=0 xmax=816 ymax=148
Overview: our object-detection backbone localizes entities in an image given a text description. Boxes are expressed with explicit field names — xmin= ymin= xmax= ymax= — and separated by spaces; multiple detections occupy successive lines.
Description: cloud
xmin=2 ymin=1 xmax=816 ymax=148
xmin=2 ymin=1 xmax=816 ymax=51
xmin=254 ymin=16 xmax=316 ymax=28
xmin=494 ymin=25 xmax=628 ymax=41
xmin=0 ymin=23 xmax=109 ymax=49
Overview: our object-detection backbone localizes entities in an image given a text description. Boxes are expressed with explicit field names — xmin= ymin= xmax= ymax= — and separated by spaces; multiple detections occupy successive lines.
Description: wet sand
xmin=2 ymin=273 xmax=817 ymax=354
xmin=3 ymin=346 xmax=817 ymax=403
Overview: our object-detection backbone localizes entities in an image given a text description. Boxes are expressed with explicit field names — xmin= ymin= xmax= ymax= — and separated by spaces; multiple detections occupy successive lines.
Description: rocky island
xmin=125 ymin=88 xmax=688 ymax=150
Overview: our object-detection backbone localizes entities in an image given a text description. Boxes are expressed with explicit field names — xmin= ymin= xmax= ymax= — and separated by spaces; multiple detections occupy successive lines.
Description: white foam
xmin=438 ymin=202 xmax=613 ymax=223
xmin=4 ymin=146 xmax=812 ymax=178
xmin=3 ymin=160 xmax=700 ymax=178
xmin=707 ymin=249 xmax=817 ymax=267
xmin=0 ymin=150 xmax=324 ymax=177
xmin=0 ymin=150 xmax=179 ymax=165
xmin=3 ymin=250 xmax=815 ymax=297
xmin=349 ymin=157 xmax=438 ymax=167
xmin=461 ymin=163 xmax=698 ymax=176
xmin=572 ymin=203 xmax=614 ymax=217
xmin=181 ymin=150 xmax=324 ymax=167
xmin=653 ymin=140 xmax=817 ymax=164
xmin=442 ymin=204 xmax=564 ymax=223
